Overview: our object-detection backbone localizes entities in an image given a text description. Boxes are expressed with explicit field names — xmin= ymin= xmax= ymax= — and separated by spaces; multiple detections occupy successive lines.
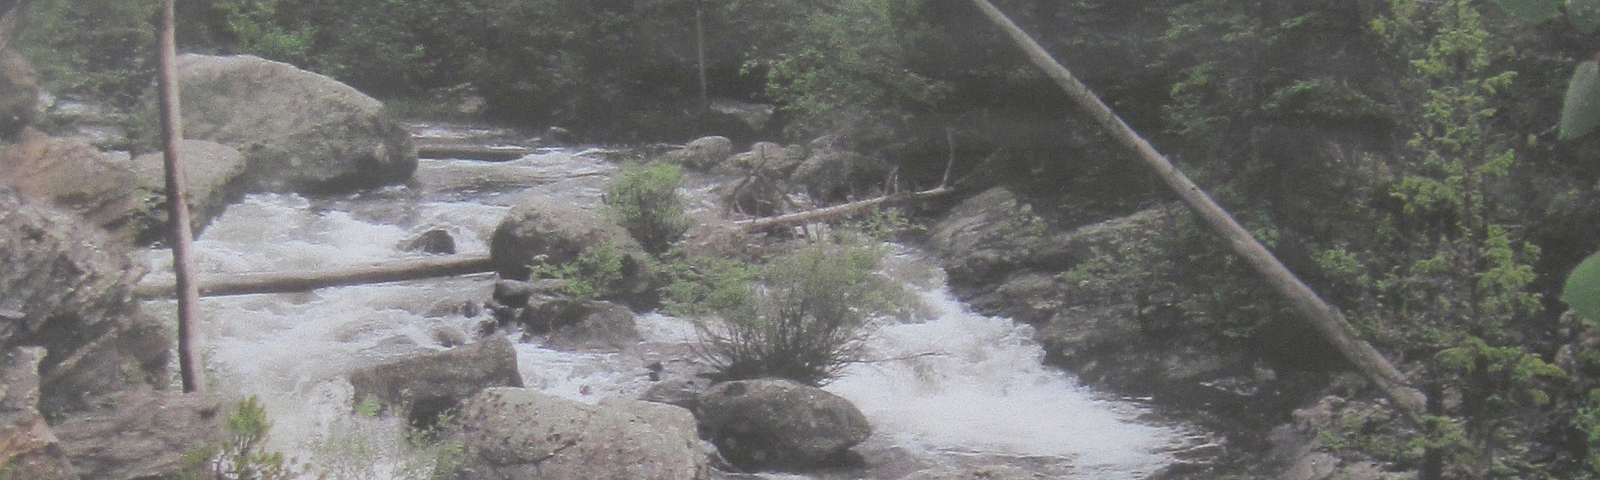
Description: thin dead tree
xmin=158 ymin=0 xmax=202 ymax=393
xmin=967 ymin=0 xmax=1427 ymax=423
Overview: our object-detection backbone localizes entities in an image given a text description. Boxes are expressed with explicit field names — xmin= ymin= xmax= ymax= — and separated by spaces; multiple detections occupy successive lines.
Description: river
xmin=141 ymin=123 xmax=1196 ymax=479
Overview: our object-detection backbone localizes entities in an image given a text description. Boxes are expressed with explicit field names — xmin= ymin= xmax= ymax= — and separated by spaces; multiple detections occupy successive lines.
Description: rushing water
xmin=141 ymin=124 xmax=1191 ymax=479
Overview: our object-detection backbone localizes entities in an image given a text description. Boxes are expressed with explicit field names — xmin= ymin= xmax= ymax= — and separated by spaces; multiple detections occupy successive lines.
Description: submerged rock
xmin=541 ymin=301 xmax=641 ymax=350
xmin=347 ymin=335 xmax=523 ymax=427
xmin=402 ymin=228 xmax=457 ymax=255
xmin=175 ymin=54 xmax=416 ymax=193
xmin=450 ymin=387 xmax=707 ymax=480
xmin=694 ymin=378 xmax=871 ymax=471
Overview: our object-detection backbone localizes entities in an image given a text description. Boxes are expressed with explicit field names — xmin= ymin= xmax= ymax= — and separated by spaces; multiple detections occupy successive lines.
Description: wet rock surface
xmin=348 ymin=335 xmax=523 ymax=426
xmin=694 ymin=378 xmax=871 ymax=471
xmin=451 ymin=387 xmax=708 ymax=480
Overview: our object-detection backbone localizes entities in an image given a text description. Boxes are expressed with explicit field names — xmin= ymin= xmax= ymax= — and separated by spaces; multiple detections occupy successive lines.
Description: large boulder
xmin=347 ymin=335 xmax=522 ymax=426
xmin=715 ymin=141 xmax=804 ymax=178
xmin=489 ymin=199 xmax=656 ymax=303
xmin=176 ymin=54 xmax=416 ymax=193
xmin=694 ymin=378 xmax=871 ymax=470
xmin=450 ymin=387 xmax=707 ymax=480
xmin=129 ymin=139 xmax=249 ymax=244
xmin=0 ymin=347 xmax=76 ymax=480
xmin=924 ymin=187 xmax=1051 ymax=286
xmin=790 ymin=142 xmax=889 ymax=203
xmin=0 ymin=128 xmax=141 ymax=235
xmin=665 ymin=136 xmax=733 ymax=171
xmin=0 ymin=188 xmax=169 ymax=416
xmin=54 ymin=389 xmax=225 ymax=480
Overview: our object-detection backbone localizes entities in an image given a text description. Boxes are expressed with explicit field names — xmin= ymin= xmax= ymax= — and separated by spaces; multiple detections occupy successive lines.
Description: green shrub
xmin=694 ymin=240 xmax=902 ymax=385
xmin=661 ymin=251 xmax=757 ymax=318
xmin=607 ymin=162 xmax=690 ymax=255
xmin=180 ymin=396 xmax=293 ymax=480
xmin=528 ymin=242 xmax=630 ymax=303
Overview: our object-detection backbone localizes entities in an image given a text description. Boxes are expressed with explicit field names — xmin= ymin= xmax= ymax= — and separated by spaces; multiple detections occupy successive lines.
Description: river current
xmin=141 ymin=124 xmax=1193 ymax=479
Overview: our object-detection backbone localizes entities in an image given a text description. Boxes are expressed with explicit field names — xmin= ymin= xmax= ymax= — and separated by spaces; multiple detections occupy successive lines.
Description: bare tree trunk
xmin=158 ymin=0 xmax=202 ymax=393
xmin=967 ymin=0 xmax=1427 ymax=423
xmin=696 ymin=0 xmax=709 ymax=106
xmin=136 ymin=254 xmax=494 ymax=298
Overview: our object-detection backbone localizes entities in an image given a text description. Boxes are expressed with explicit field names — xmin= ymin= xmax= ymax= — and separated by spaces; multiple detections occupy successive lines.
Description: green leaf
xmin=1560 ymin=61 xmax=1600 ymax=140
xmin=1563 ymin=251 xmax=1600 ymax=321
xmin=1573 ymin=0 xmax=1600 ymax=33
xmin=1491 ymin=0 xmax=1563 ymax=22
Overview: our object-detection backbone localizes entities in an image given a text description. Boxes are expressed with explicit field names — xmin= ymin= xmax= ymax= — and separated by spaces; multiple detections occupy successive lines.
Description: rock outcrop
xmin=694 ymin=378 xmax=871 ymax=470
xmin=450 ymin=387 xmax=707 ymax=480
xmin=0 ymin=128 xmax=141 ymax=235
xmin=54 ymin=389 xmax=225 ymax=480
xmin=0 ymin=347 xmax=76 ymax=480
xmin=0 ymin=188 xmax=169 ymax=415
xmin=348 ymin=336 xmax=523 ymax=426
xmin=176 ymin=54 xmax=416 ymax=193
xmin=129 ymin=139 xmax=249 ymax=243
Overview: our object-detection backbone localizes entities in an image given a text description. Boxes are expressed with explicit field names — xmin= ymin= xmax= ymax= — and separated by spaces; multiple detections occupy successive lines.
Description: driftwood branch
xmin=969 ymin=0 xmax=1427 ymax=424
xmin=136 ymin=254 xmax=494 ymax=298
xmin=734 ymin=187 xmax=954 ymax=233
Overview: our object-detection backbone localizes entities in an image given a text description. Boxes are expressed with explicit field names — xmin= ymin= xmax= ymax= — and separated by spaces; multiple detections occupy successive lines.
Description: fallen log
xmin=135 ymin=254 xmax=494 ymax=298
xmin=734 ymin=186 xmax=954 ymax=233
xmin=416 ymin=144 xmax=533 ymax=162
xmin=969 ymin=0 xmax=1427 ymax=424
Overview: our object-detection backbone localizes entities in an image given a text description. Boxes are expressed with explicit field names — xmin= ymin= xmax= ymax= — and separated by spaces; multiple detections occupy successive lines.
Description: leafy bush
xmin=607 ymin=162 xmax=691 ymax=255
xmin=662 ymin=252 xmax=756 ymax=318
xmin=180 ymin=396 xmax=293 ymax=480
xmin=528 ymin=243 xmax=629 ymax=303
xmin=694 ymin=241 xmax=902 ymax=385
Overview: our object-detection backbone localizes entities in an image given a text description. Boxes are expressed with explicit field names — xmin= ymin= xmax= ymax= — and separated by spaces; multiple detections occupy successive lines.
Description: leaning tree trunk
xmin=158 ymin=0 xmax=202 ymax=393
xmin=967 ymin=0 xmax=1427 ymax=424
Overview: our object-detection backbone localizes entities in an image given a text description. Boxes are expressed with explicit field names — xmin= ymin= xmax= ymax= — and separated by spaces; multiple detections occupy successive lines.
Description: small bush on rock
xmin=529 ymin=243 xmax=628 ymax=303
xmin=607 ymin=162 xmax=690 ymax=255
xmin=179 ymin=396 xmax=293 ymax=480
xmin=696 ymin=240 xmax=903 ymax=385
